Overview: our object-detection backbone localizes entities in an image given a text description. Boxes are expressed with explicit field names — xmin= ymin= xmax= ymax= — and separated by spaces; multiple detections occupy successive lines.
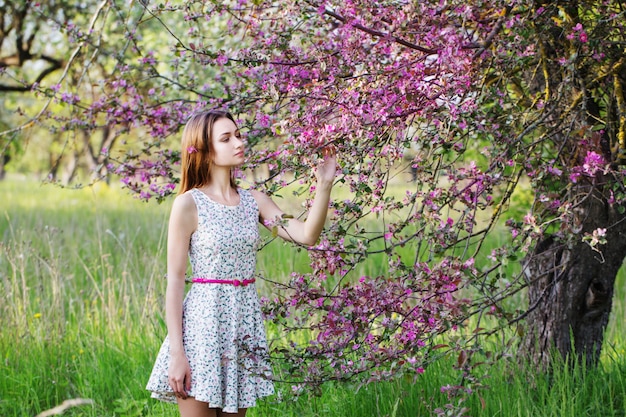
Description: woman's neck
xmin=203 ymin=168 xmax=236 ymax=198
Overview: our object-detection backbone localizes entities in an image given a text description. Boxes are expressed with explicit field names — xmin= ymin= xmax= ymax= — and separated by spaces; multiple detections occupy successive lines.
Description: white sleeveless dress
xmin=146 ymin=188 xmax=274 ymax=412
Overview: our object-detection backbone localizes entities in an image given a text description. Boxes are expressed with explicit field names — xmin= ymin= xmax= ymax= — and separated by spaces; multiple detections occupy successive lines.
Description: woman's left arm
xmin=253 ymin=147 xmax=336 ymax=246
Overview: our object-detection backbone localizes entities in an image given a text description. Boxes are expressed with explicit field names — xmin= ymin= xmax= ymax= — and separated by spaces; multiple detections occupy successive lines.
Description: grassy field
xmin=0 ymin=177 xmax=625 ymax=417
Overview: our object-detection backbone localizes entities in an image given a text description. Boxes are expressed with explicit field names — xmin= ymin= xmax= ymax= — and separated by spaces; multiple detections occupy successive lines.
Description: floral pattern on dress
xmin=146 ymin=188 xmax=274 ymax=412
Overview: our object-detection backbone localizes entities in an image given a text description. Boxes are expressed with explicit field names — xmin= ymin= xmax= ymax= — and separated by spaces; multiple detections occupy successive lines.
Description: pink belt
xmin=191 ymin=277 xmax=256 ymax=287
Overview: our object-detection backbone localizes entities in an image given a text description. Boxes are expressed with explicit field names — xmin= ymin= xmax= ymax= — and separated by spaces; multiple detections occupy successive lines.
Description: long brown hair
xmin=178 ymin=110 xmax=238 ymax=195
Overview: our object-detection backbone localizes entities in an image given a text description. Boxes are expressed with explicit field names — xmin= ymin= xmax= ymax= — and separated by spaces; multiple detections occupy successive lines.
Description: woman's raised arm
xmin=253 ymin=146 xmax=336 ymax=246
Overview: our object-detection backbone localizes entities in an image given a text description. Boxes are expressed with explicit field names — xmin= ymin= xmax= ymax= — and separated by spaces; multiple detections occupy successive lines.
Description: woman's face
xmin=210 ymin=117 xmax=245 ymax=167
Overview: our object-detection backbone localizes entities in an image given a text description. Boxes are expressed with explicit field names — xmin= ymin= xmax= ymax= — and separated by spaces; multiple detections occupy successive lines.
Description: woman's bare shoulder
xmin=171 ymin=190 xmax=198 ymax=214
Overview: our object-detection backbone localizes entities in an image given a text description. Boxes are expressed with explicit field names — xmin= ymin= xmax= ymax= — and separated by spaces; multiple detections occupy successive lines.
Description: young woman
xmin=146 ymin=110 xmax=336 ymax=417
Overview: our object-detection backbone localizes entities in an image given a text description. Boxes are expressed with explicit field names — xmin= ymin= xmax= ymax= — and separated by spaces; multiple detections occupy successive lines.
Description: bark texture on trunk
xmin=521 ymin=185 xmax=626 ymax=367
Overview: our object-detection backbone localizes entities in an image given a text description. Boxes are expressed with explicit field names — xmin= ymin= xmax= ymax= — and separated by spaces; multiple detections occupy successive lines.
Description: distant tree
xmin=4 ymin=0 xmax=626 ymax=404
xmin=0 ymin=0 xmax=163 ymax=182
xmin=0 ymin=1 xmax=62 ymax=177
xmin=0 ymin=1 xmax=66 ymax=92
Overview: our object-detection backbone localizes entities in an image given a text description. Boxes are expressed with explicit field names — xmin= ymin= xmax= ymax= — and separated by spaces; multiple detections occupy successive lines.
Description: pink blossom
xmin=257 ymin=113 xmax=271 ymax=128
xmin=582 ymin=151 xmax=605 ymax=176
xmin=547 ymin=165 xmax=562 ymax=176
xmin=608 ymin=190 xmax=615 ymax=205
xmin=216 ymin=54 xmax=229 ymax=65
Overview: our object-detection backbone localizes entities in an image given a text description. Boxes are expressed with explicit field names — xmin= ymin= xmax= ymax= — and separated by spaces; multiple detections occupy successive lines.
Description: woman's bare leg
xmin=177 ymin=397 xmax=217 ymax=417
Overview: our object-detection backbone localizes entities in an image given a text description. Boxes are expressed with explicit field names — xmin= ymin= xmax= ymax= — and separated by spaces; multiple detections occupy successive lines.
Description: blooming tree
xmin=476 ymin=1 xmax=626 ymax=368
xmin=3 ymin=0 xmax=626 ymax=402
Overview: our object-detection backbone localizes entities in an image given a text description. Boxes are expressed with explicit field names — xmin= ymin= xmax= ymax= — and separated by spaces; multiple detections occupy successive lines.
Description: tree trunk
xmin=521 ymin=184 xmax=626 ymax=367
xmin=82 ymin=127 xmax=115 ymax=181
xmin=62 ymin=150 xmax=79 ymax=185
xmin=0 ymin=153 xmax=9 ymax=180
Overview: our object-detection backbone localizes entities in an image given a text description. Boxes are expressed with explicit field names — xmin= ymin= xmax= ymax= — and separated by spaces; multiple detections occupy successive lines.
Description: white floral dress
xmin=146 ymin=188 xmax=274 ymax=412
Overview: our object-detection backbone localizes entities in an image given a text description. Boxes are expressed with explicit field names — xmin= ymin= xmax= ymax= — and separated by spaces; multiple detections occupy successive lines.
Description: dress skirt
xmin=145 ymin=283 xmax=275 ymax=413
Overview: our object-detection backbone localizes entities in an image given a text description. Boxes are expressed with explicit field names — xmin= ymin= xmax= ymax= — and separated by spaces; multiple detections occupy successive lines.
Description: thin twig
xmin=36 ymin=399 xmax=94 ymax=417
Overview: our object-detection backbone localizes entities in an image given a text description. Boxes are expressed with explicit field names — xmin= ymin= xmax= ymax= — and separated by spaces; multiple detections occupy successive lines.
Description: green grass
xmin=1 ymin=177 xmax=625 ymax=417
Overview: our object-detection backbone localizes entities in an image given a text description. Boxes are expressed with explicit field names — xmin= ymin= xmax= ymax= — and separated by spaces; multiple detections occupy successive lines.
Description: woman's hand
xmin=168 ymin=351 xmax=192 ymax=399
xmin=316 ymin=145 xmax=337 ymax=187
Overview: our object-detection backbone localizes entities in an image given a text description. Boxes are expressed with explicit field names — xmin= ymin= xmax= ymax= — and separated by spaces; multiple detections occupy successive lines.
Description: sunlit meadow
xmin=0 ymin=176 xmax=624 ymax=417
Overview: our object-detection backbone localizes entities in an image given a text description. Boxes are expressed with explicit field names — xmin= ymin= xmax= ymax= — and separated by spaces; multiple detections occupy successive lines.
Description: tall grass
xmin=1 ymin=177 xmax=625 ymax=417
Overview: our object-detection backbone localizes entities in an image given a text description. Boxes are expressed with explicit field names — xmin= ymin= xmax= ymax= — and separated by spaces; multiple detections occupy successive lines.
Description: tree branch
xmin=0 ymin=54 xmax=64 ymax=91
xmin=472 ymin=6 xmax=513 ymax=59
xmin=322 ymin=9 xmax=437 ymax=55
